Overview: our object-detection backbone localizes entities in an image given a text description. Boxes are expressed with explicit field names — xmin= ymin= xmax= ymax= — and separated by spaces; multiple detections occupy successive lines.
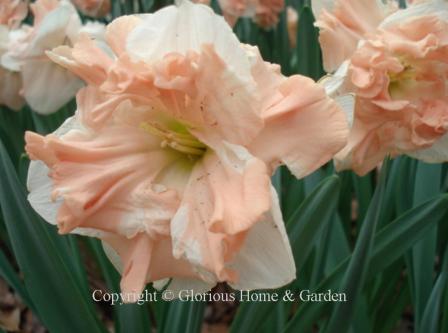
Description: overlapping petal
xmin=0 ymin=0 xmax=27 ymax=29
xmin=313 ymin=0 xmax=396 ymax=72
xmin=316 ymin=0 xmax=448 ymax=175
xmin=26 ymin=1 xmax=349 ymax=298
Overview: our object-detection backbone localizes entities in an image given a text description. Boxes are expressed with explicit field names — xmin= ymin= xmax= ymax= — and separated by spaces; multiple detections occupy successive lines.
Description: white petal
xmin=334 ymin=94 xmax=355 ymax=128
xmin=27 ymin=2 xmax=80 ymax=57
xmin=72 ymin=227 xmax=109 ymax=238
xmin=102 ymin=240 xmax=124 ymax=273
xmin=0 ymin=25 xmax=8 ymax=53
xmin=311 ymin=0 xmax=334 ymax=20
xmin=126 ymin=1 xmax=251 ymax=80
xmin=407 ymin=133 xmax=448 ymax=163
xmin=22 ymin=59 xmax=83 ymax=114
xmin=379 ymin=0 xmax=448 ymax=28
xmin=1 ymin=25 xmax=31 ymax=72
xmin=152 ymin=278 xmax=170 ymax=290
xmin=319 ymin=60 xmax=349 ymax=95
xmin=228 ymin=187 xmax=295 ymax=290
xmin=78 ymin=21 xmax=106 ymax=42
xmin=27 ymin=116 xmax=81 ymax=224
xmin=27 ymin=160 xmax=61 ymax=225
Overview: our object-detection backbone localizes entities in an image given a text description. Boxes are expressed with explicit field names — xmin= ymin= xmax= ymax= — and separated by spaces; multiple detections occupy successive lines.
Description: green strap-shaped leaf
xmin=284 ymin=193 xmax=448 ymax=332
xmin=293 ymin=6 xmax=324 ymax=80
xmin=410 ymin=162 xmax=441 ymax=330
xmin=323 ymin=160 xmax=389 ymax=333
xmin=419 ymin=244 xmax=448 ymax=333
xmin=287 ymin=175 xmax=341 ymax=270
xmin=419 ymin=272 xmax=447 ymax=333
xmin=162 ymin=300 xmax=205 ymax=333
xmin=0 ymin=140 xmax=105 ymax=333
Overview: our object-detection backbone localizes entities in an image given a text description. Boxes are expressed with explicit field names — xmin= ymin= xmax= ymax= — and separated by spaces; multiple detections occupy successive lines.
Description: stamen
xmin=169 ymin=142 xmax=205 ymax=155
xmin=140 ymin=121 xmax=206 ymax=156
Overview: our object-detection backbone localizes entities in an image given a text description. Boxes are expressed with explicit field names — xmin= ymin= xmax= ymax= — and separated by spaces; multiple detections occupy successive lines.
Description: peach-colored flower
xmin=218 ymin=0 xmax=284 ymax=28
xmin=318 ymin=0 xmax=448 ymax=175
xmin=0 ymin=0 xmax=28 ymax=29
xmin=313 ymin=0 xmax=397 ymax=73
xmin=25 ymin=1 xmax=348 ymax=299
xmin=71 ymin=0 xmax=110 ymax=18
xmin=1 ymin=0 xmax=105 ymax=114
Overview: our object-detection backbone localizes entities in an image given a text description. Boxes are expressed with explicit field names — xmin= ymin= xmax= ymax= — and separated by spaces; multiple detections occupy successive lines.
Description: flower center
xmin=140 ymin=121 xmax=207 ymax=157
xmin=388 ymin=64 xmax=417 ymax=98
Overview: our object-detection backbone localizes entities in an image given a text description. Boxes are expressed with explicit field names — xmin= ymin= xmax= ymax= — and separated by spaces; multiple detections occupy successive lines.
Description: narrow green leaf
xmin=287 ymin=175 xmax=341 ymax=269
xmin=441 ymin=241 xmax=448 ymax=333
xmin=284 ymin=194 xmax=448 ymax=332
xmin=323 ymin=214 xmax=350 ymax=273
xmin=370 ymin=265 xmax=408 ymax=332
xmin=139 ymin=0 xmax=154 ymax=12
xmin=280 ymin=169 xmax=305 ymax=221
xmin=293 ymin=6 xmax=324 ymax=80
xmin=0 ymin=107 xmax=30 ymax=167
xmin=352 ymin=172 xmax=373 ymax=224
xmin=30 ymin=104 xmax=74 ymax=135
xmin=324 ymin=160 xmax=389 ymax=333
xmin=309 ymin=216 xmax=333 ymax=287
xmin=419 ymin=273 xmax=446 ymax=333
xmin=162 ymin=301 xmax=205 ymax=333
xmin=376 ymin=282 xmax=410 ymax=333
xmin=0 ymin=140 xmax=105 ymax=333
xmin=410 ymin=162 xmax=441 ymax=330
xmin=419 ymin=244 xmax=448 ymax=333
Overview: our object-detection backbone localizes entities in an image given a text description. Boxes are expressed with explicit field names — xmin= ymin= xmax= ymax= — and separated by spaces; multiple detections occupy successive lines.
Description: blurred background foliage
xmin=1 ymin=0 xmax=448 ymax=332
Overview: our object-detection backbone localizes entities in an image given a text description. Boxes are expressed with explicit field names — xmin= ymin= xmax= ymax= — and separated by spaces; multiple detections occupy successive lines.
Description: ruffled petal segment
xmin=22 ymin=59 xmax=83 ymax=114
xmin=126 ymin=1 xmax=252 ymax=79
xmin=249 ymin=74 xmax=349 ymax=178
xmin=333 ymin=12 xmax=448 ymax=175
xmin=314 ymin=0 xmax=394 ymax=72
xmin=47 ymin=34 xmax=113 ymax=86
xmin=229 ymin=187 xmax=295 ymax=290
xmin=171 ymin=144 xmax=271 ymax=284
xmin=24 ymin=1 xmax=352 ymax=298
xmin=25 ymin=110 xmax=183 ymax=236
xmin=102 ymin=234 xmax=204 ymax=301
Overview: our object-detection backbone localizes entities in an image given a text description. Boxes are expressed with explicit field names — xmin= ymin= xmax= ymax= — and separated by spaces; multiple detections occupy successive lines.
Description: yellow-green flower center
xmin=140 ymin=121 xmax=207 ymax=157
xmin=388 ymin=64 xmax=417 ymax=99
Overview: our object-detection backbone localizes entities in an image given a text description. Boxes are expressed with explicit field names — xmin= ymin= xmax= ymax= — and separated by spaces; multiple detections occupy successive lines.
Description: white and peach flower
xmin=315 ymin=0 xmax=448 ymax=175
xmin=1 ymin=0 xmax=105 ymax=114
xmin=25 ymin=1 xmax=348 ymax=299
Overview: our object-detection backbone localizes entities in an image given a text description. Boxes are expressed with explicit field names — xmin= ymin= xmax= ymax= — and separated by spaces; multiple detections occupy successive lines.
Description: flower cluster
xmin=0 ymin=0 xmax=444 ymax=301
xmin=25 ymin=1 xmax=348 ymax=297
